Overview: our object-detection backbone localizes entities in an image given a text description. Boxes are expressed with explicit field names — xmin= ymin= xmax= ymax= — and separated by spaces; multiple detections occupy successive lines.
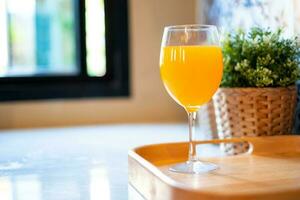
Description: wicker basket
xmin=213 ymin=86 xmax=297 ymax=155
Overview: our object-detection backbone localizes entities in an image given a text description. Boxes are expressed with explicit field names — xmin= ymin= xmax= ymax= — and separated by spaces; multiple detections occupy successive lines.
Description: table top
xmin=0 ymin=124 xmax=192 ymax=200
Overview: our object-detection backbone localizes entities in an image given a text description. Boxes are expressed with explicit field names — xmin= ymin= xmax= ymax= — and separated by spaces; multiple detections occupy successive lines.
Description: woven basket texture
xmin=207 ymin=101 xmax=218 ymax=138
xmin=213 ymin=86 xmax=297 ymax=155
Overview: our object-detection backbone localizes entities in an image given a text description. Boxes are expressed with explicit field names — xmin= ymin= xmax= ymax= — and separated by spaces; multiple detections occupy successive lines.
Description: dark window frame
xmin=0 ymin=0 xmax=129 ymax=101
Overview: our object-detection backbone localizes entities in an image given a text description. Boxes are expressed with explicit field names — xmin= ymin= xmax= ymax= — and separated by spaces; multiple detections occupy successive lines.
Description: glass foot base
xmin=169 ymin=161 xmax=218 ymax=174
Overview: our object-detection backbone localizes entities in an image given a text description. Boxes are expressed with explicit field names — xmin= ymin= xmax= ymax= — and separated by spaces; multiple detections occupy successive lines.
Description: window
xmin=0 ymin=0 xmax=129 ymax=101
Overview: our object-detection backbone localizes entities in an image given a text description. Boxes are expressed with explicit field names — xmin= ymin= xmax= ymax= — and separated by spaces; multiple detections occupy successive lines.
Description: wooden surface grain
xmin=129 ymin=136 xmax=300 ymax=200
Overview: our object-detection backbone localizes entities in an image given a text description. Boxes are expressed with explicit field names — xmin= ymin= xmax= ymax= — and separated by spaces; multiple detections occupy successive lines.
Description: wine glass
xmin=159 ymin=24 xmax=223 ymax=174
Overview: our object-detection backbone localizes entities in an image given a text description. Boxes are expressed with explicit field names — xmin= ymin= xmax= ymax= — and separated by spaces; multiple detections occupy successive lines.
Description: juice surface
xmin=160 ymin=45 xmax=223 ymax=112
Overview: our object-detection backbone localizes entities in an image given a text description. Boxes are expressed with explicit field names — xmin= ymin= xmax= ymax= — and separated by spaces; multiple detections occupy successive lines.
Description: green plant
xmin=221 ymin=27 xmax=300 ymax=87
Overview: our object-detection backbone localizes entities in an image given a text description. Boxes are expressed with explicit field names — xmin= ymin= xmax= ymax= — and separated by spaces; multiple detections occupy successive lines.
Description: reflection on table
xmin=0 ymin=124 xmax=189 ymax=200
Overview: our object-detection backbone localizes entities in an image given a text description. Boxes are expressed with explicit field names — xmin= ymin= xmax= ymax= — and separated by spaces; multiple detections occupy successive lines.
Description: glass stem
xmin=188 ymin=111 xmax=197 ymax=162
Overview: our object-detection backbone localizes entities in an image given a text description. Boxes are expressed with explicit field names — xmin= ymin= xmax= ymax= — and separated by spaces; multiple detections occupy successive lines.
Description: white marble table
xmin=0 ymin=124 xmax=193 ymax=200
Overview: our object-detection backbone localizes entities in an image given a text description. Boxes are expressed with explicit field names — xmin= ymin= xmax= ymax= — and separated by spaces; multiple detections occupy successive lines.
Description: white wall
xmin=0 ymin=0 xmax=196 ymax=129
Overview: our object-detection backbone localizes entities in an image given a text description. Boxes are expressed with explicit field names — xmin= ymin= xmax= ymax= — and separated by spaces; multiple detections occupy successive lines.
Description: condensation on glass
xmin=0 ymin=0 xmax=106 ymax=77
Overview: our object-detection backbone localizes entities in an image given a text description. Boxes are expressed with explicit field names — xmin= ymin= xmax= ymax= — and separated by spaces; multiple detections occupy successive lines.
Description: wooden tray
xmin=128 ymin=136 xmax=300 ymax=200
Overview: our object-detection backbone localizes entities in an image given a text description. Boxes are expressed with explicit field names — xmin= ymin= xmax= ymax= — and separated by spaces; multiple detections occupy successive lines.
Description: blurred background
xmin=0 ymin=0 xmax=299 ymax=129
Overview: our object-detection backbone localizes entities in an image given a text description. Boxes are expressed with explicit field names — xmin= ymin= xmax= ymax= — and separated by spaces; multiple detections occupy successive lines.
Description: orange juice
xmin=160 ymin=45 xmax=223 ymax=112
